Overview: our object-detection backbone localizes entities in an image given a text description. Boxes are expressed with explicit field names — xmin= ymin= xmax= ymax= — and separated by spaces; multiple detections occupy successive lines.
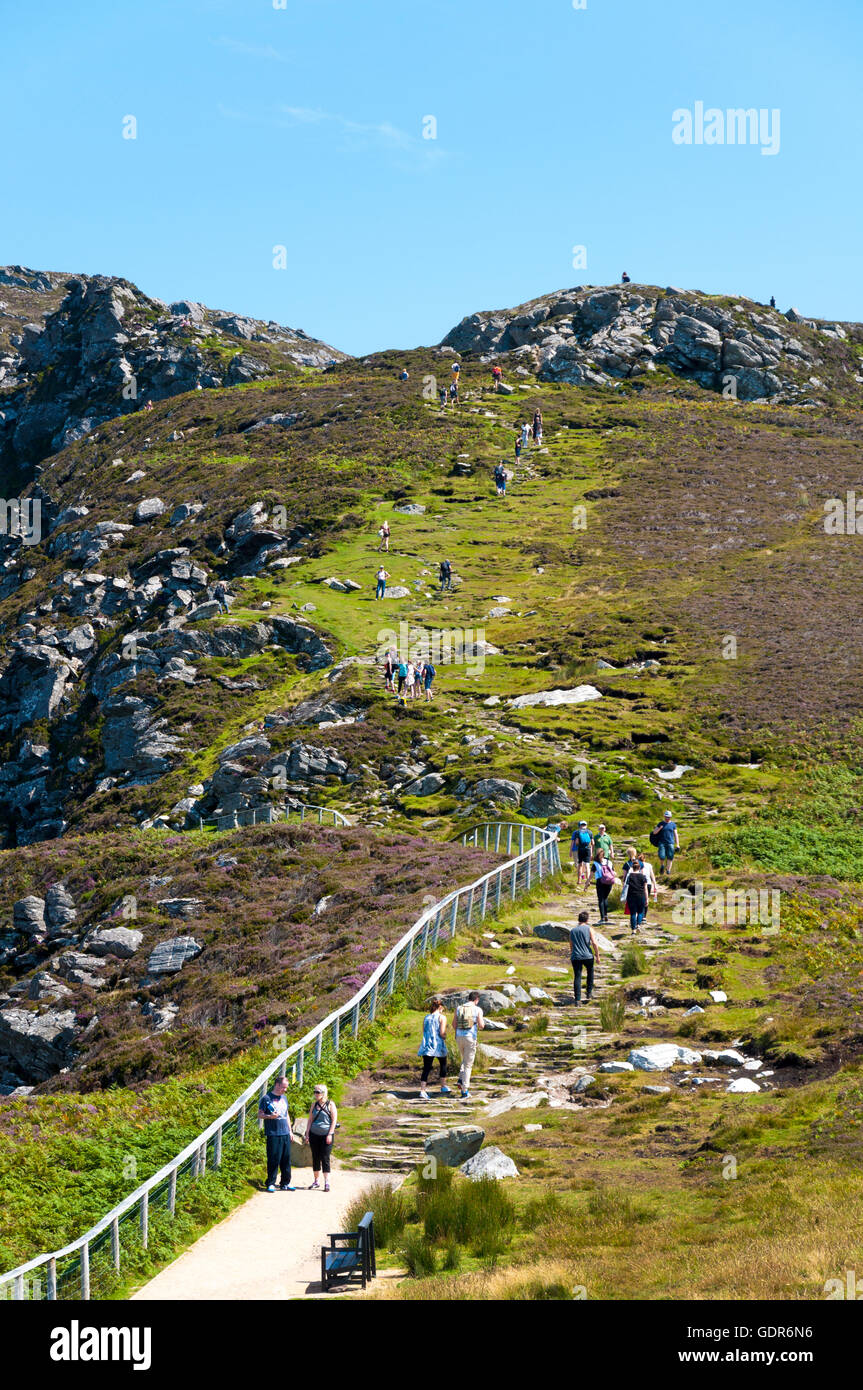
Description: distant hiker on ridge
xmin=621 ymin=271 xmax=631 ymax=284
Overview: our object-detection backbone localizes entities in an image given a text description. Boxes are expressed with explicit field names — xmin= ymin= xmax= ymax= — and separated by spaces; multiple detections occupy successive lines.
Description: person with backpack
xmin=621 ymin=858 xmax=649 ymax=933
xmin=569 ymin=910 xmax=600 ymax=1005
xmin=422 ymin=659 xmax=436 ymax=702
xmin=455 ymin=991 xmax=485 ymax=1100
xmin=257 ymin=1075 xmax=296 ymax=1192
xmin=377 ymin=519 xmax=390 ymax=552
xmin=375 ymin=565 xmax=390 ymax=599
xmin=592 ymin=847 xmax=617 ymax=925
xmin=439 ymin=385 xmax=448 ymax=409
xmin=494 ymin=462 xmax=507 ymax=497
xmin=570 ymin=821 xmax=594 ymax=886
xmin=514 ymin=433 xmax=522 ymax=465
xmin=637 ymin=851 xmax=658 ymax=916
xmin=449 ymin=379 xmax=459 ymax=406
xmin=438 ymin=558 xmax=452 ymax=591
xmin=417 ymin=997 xmax=451 ymax=1100
xmin=651 ymin=809 xmax=680 ymax=876
xmin=396 ymin=658 xmax=408 ymax=700
xmin=491 ymin=364 xmax=503 ymax=392
xmin=305 ymin=1084 xmax=338 ymax=1192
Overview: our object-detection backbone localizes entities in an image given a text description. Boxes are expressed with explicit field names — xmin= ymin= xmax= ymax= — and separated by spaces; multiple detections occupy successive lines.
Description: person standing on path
xmin=592 ymin=847 xmax=617 ymax=925
xmin=521 ymin=421 xmax=530 ymax=451
xmin=305 ymin=1084 xmax=338 ymax=1192
xmin=455 ymin=991 xmax=485 ymax=1100
xmin=622 ymin=859 xmax=649 ymax=933
xmin=377 ymin=520 xmax=390 ymax=552
xmin=532 ymin=409 xmax=543 ymax=445
xmin=375 ymin=565 xmax=390 ymax=600
xmin=653 ymin=809 xmax=680 ymax=877
xmin=417 ymin=998 xmax=451 ymax=1100
xmin=571 ymin=821 xmax=594 ymax=886
xmin=570 ymin=910 xmax=600 ymax=1005
xmin=257 ymin=1076 xmax=296 ymax=1192
xmin=514 ymin=433 xmax=522 ymax=465
xmin=439 ymin=558 xmax=452 ymax=591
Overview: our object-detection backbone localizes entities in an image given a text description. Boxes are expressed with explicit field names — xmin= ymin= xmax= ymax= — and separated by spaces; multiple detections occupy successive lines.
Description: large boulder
xmin=44 ymin=883 xmax=77 ymax=934
xmin=532 ymin=920 xmax=571 ymax=943
xmin=460 ymin=1145 xmax=519 ymax=1181
xmin=13 ymin=896 xmax=46 ymax=937
xmin=629 ymin=1044 xmax=702 ymax=1071
xmin=148 ymin=936 xmax=203 ymax=974
xmin=402 ymin=773 xmax=445 ymax=797
xmin=133 ymin=497 xmax=166 ymax=524
xmin=423 ymin=1125 xmax=485 ymax=1167
xmin=509 ymin=686 xmax=602 ymax=709
xmin=0 ymin=1006 xmax=80 ymax=1081
xmin=522 ymin=787 xmax=573 ymax=818
xmin=473 ymin=777 xmax=522 ymax=805
xmin=85 ymin=925 xmax=143 ymax=958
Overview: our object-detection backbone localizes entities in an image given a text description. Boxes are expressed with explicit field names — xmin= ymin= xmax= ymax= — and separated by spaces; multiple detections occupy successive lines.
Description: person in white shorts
xmin=455 ymin=991 xmax=485 ymax=1100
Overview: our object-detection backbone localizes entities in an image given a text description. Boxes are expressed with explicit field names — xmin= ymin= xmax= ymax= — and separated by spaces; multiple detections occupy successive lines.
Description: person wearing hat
xmin=595 ymin=823 xmax=614 ymax=863
xmin=654 ymin=809 xmax=680 ymax=877
xmin=570 ymin=820 xmax=594 ymax=887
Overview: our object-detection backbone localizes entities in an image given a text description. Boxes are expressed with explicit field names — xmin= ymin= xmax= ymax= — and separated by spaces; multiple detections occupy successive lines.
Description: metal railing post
xmin=496 ymin=824 xmax=502 ymax=852
xmin=170 ymin=1166 xmax=178 ymax=1211
xmin=480 ymin=879 xmax=489 ymax=919
xmin=352 ymin=1001 xmax=361 ymax=1036
xmin=314 ymin=1031 xmax=323 ymax=1064
xmin=111 ymin=1217 xmax=120 ymax=1273
xmin=81 ymin=1243 xmax=90 ymax=1300
xmin=369 ymin=982 xmax=378 ymax=1022
xmin=333 ymin=1015 xmax=340 ymax=1053
xmin=519 ymin=824 xmax=525 ymax=855
xmin=214 ymin=1126 xmax=223 ymax=1168
xmin=47 ymin=1259 xmax=56 ymax=1301
xmin=297 ymin=1046 xmax=304 ymax=1088
xmin=511 ymin=862 xmax=518 ymax=901
xmin=141 ymin=1192 xmax=149 ymax=1250
xmin=496 ymin=870 xmax=503 ymax=911
xmin=450 ymin=896 xmax=458 ymax=937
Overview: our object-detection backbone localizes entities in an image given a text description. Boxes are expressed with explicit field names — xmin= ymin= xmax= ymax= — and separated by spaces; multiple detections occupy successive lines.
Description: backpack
xmin=457 ymin=1002 xmax=478 ymax=1031
xmin=649 ymin=826 xmax=663 ymax=847
xmin=578 ymin=829 xmax=592 ymax=847
xmin=599 ymin=861 xmax=615 ymax=885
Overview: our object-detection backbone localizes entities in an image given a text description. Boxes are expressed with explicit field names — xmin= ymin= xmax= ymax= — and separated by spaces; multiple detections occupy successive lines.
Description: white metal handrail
xmin=0 ymin=820 xmax=560 ymax=1300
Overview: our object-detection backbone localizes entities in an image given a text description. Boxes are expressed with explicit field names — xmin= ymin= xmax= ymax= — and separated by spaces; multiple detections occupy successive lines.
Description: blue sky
xmin=4 ymin=0 xmax=861 ymax=354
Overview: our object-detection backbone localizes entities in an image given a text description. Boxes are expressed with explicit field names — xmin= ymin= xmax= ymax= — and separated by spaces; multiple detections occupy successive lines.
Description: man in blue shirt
xmin=258 ymin=1076 xmax=296 ymax=1192
xmin=655 ymin=809 xmax=680 ymax=877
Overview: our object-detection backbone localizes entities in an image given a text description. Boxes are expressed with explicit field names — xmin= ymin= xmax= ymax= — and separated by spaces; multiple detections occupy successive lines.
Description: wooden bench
xmin=321 ymin=1211 xmax=376 ymax=1292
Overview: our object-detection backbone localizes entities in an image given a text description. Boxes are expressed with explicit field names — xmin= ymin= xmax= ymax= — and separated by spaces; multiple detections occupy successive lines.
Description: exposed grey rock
xmin=573 ymin=1074 xmax=596 ymax=1094
xmin=0 ymin=1006 xmax=80 ymax=1081
xmin=27 ymin=971 xmax=72 ymax=1002
xmin=13 ymin=896 xmax=46 ymax=937
xmin=401 ymin=772 xmax=445 ymax=797
xmin=628 ymin=1044 xmax=703 ymax=1071
xmin=509 ymin=686 xmax=602 ymax=709
xmin=158 ymin=898 xmax=204 ymax=918
xmin=133 ymin=497 xmax=166 ymax=524
xmin=147 ymin=936 xmax=203 ymax=973
xmin=532 ymin=920 xmax=571 ymax=943
xmin=460 ymin=1145 xmax=519 ymax=1180
xmin=522 ymin=786 xmax=574 ymax=818
xmin=85 ymin=926 xmax=143 ymax=958
xmin=393 ymin=503 xmax=426 ymax=514
xmin=473 ymin=777 xmax=522 ymax=804
xmin=44 ymin=884 xmax=77 ymax=934
xmin=599 ymin=1060 xmax=635 ymax=1073
xmin=423 ymin=1124 xmax=485 ymax=1167
xmin=169 ymin=502 xmax=204 ymax=526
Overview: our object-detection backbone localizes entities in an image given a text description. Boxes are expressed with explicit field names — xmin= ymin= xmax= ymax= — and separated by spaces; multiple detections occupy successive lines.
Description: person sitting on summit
xmin=621 ymin=271 xmax=631 ymax=284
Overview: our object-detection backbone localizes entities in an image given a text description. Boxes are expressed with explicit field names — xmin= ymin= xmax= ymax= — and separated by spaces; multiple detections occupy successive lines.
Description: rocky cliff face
xmin=0 ymin=265 xmax=347 ymax=473
xmin=442 ymin=283 xmax=863 ymax=404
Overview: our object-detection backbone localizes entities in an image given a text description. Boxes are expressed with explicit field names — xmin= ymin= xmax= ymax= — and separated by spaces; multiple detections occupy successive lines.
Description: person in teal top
xmin=417 ymin=997 xmax=450 ymax=1100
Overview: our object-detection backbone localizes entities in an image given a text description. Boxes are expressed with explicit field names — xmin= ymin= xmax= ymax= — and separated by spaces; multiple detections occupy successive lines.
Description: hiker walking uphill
xmin=494 ymin=462 xmax=507 ymax=497
xmin=570 ymin=910 xmax=600 ymax=1005
xmin=305 ymin=1084 xmax=337 ymax=1192
xmin=377 ymin=519 xmax=390 ymax=552
xmin=438 ymin=557 xmax=452 ymax=591
xmin=592 ymin=847 xmax=617 ymax=925
xmin=417 ymin=997 xmax=451 ymax=1100
xmin=570 ymin=820 xmax=593 ymax=886
xmin=621 ymin=858 xmax=649 ymax=934
xmin=258 ymin=1077 xmax=296 ymax=1193
xmin=455 ymin=991 xmax=484 ymax=1101
xmin=650 ymin=809 xmax=680 ymax=877
xmin=532 ymin=409 xmax=543 ymax=446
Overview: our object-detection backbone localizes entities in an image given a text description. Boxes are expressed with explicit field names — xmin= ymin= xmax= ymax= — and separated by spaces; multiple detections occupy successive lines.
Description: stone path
xmin=346 ymin=884 xmax=628 ymax=1174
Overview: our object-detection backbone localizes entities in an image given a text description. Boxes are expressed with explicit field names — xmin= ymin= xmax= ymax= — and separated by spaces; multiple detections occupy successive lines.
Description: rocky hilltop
xmin=0 ymin=265 xmax=346 ymax=473
xmin=442 ymin=282 xmax=863 ymax=404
